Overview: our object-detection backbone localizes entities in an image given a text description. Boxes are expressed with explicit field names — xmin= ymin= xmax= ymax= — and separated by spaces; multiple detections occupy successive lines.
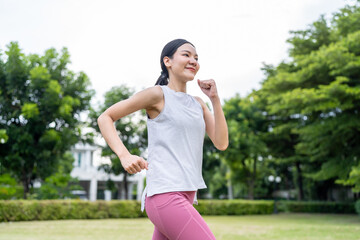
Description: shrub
xmin=355 ymin=200 xmax=360 ymax=216
xmin=0 ymin=200 xmax=145 ymax=222
xmin=1 ymin=199 xmax=357 ymax=222
xmin=277 ymin=201 xmax=356 ymax=214
xmin=0 ymin=199 xmax=272 ymax=222
xmin=0 ymin=174 xmax=23 ymax=200
xmin=195 ymin=199 xmax=274 ymax=215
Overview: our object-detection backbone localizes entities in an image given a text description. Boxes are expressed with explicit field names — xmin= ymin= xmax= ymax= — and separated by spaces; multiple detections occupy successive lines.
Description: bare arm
xmin=196 ymin=79 xmax=228 ymax=151
xmin=97 ymin=86 xmax=163 ymax=174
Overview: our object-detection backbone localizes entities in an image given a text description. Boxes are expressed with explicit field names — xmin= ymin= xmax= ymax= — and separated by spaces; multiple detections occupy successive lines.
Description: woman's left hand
xmin=197 ymin=79 xmax=219 ymax=100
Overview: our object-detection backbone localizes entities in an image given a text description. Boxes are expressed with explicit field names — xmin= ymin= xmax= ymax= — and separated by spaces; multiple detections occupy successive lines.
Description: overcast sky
xmin=0 ymin=0 xmax=355 ymax=106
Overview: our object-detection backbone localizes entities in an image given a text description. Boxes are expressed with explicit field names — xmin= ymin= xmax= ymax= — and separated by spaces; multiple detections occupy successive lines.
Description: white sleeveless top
xmin=141 ymin=85 xmax=207 ymax=211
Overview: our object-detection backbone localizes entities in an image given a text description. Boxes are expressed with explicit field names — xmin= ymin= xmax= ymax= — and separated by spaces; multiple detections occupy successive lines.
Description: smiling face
xmin=164 ymin=43 xmax=200 ymax=82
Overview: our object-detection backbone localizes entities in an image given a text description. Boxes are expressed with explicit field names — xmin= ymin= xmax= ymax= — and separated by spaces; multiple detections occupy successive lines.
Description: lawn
xmin=0 ymin=213 xmax=359 ymax=240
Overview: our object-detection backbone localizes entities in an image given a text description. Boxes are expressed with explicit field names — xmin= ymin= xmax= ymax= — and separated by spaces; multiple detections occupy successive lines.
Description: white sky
xmin=0 ymin=0 xmax=355 ymax=105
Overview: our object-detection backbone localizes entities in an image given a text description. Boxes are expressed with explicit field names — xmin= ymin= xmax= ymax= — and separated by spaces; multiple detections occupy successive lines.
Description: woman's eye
xmin=183 ymin=54 xmax=189 ymax=57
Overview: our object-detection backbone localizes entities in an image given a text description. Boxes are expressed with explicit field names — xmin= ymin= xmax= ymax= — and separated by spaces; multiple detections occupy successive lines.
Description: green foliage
xmin=355 ymin=200 xmax=360 ymax=216
xmin=34 ymin=172 xmax=83 ymax=200
xmin=0 ymin=199 xmax=274 ymax=222
xmin=0 ymin=129 xmax=8 ymax=144
xmin=336 ymin=163 xmax=360 ymax=193
xmin=287 ymin=15 xmax=332 ymax=57
xmin=207 ymin=157 xmax=228 ymax=198
xmin=332 ymin=2 xmax=360 ymax=37
xmin=0 ymin=174 xmax=23 ymax=200
xmin=21 ymin=103 xmax=39 ymax=119
xmin=32 ymin=152 xmax=82 ymax=200
xmin=0 ymin=42 xmax=94 ymax=197
xmin=221 ymin=93 xmax=270 ymax=199
xmin=200 ymin=126 xmax=228 ymax=199
xmin=1 ymin=199 xmax=355 ymax=222
xmin=277 ymin=200 xmax=356 ymax=214
xmin=258 ymin=1 xmax=360 ymax=199
xmin=0 ymin=200 xmax=146 ymax=222
xmin=195 ymin=199 xmax=274 ymax=215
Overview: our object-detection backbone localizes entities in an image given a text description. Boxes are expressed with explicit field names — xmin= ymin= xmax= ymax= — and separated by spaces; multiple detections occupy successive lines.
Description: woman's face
xmin=165 ymin=43 xmax=200 ymax=81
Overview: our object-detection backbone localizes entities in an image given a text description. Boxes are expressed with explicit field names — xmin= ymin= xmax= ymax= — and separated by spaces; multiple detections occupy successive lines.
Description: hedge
xmin=195 ymin=199 xmax=274 ymax=215
xmin=1 ymin=199 xmax=357 ymax=222
xmin=0 ymin=199 xmax=273 ymax=222
xmin=277 ymin=200 xmax=356 ymax=214
xmin=0 ymin=200 xmax=146 ymax=222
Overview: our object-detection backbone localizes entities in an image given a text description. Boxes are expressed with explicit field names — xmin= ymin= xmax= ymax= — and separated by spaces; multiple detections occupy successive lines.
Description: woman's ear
xmin=163 ymin=56 xmax=172 ymax=68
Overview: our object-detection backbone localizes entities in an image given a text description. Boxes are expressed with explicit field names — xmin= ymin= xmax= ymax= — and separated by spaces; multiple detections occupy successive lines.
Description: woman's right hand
xmin=119 ymin=154 xmax=149 ymax=174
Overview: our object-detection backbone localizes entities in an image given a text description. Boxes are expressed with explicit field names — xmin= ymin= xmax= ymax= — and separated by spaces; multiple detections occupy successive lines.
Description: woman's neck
xmin=167 ymin=78 xmax=187 ymax=93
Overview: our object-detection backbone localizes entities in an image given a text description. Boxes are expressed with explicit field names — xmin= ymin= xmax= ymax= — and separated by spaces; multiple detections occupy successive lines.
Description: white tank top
xmin=141 ymin=85 xmax=207 ymax=211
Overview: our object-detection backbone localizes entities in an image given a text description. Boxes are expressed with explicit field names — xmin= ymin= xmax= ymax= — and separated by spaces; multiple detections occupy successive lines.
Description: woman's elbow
xmin=216 ymin=141 xmax=229 ymax=151
xmin=97 ymin=113 xmax=110 ymax=126
xmin=97 ymin=114 xmax=104 ymax=125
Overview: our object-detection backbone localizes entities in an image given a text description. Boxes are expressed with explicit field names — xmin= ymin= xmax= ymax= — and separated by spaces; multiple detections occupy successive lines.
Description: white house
xmin=70 ymin=142 xmax=145 ymax=201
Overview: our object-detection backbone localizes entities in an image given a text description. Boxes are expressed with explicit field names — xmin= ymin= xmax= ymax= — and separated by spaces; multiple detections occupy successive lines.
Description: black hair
xmin=155 ymin=39 xmax=195 ymax=85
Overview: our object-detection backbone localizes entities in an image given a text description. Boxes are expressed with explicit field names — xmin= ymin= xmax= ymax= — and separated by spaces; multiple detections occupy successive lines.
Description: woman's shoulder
xmin=134 ymin=85 xmax=164 ymax=108
xmin=137 ymin=85 xmax=163 ymax=97
xmin=193 ymin=95 xmax=205 ymax=105
xmin=143 ymin=85 xmax=164 ymax=100
xmin=192 ymin=96 xmax=207 ymax=110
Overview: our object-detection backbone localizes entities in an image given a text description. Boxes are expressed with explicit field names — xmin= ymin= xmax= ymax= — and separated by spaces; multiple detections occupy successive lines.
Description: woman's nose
xmin=189 ymin=57 xmax=197 ymax=66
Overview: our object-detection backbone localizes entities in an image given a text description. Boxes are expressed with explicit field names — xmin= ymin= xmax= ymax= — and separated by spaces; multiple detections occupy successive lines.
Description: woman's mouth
xmin=186 ymin=67 xmax=196 ymax=72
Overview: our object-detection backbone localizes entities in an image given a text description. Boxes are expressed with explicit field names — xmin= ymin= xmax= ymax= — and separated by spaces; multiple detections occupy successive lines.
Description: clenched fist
xmin=120 ymin=154 xmax=148 ymax=174
xmin=197 ymin=79 xmax=219 ymax=100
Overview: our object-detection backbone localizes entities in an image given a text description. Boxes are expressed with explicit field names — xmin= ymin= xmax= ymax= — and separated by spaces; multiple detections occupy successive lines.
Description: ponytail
xmin=155 ymin=71 xmax=169 ymax=86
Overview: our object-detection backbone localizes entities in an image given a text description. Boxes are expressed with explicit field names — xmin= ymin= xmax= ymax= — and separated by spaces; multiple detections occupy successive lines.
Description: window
xmin=90 ymin=151 xmax=94 ymax=167
xmin=78 ymin=152 xmax=82 ymax=167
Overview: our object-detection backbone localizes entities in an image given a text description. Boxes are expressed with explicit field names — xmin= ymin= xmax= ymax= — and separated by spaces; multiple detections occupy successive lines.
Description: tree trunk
xmin=227 ymin=178 xmax=233 ymax=199
xmin=248 ymin=158 xmax=257 ymax=200
xmin=295 ymin=161 xmax=304 ymax=200
xmin=248 ymin=180 xmax=254 ymax=200
xmin=22 ymin=175 xmax=30 ymax=199
xmin=124 ymin=173 xmax=128 ymax=199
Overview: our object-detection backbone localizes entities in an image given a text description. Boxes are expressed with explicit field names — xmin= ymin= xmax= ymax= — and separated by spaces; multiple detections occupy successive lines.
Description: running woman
xmin=97 ymin=39 xmax=228 ymax=240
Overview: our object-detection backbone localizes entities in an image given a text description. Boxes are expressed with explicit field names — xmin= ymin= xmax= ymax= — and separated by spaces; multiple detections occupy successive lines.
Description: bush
xmin=0 ymin=174 xmax=23 ymax=200
xmin=34 ymin=172 xmax=84 ymax=200
xmin=277 ymin=201 xmax=356 ymax=214
xmin=0 ymin=199 xmax=273 ymax=222
xmin=1 ymin=199 xmax=356 ymax=222
xmin=355 ymin=200 xmax=360 ymax=216
xmin=0 ymin=200 xmax=146 ymax=222
xmin=195 ymin=199 xmax=274 ymax=215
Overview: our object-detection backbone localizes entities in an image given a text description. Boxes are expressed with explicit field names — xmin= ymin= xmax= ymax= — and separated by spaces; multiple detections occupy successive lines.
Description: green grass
xmin=0 ymin=213 xmax=359 ymax=240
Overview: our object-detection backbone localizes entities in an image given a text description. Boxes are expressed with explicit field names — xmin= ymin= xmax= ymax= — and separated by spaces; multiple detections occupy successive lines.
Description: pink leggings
xmin=145 ymin=191 xmax=216 ymax=240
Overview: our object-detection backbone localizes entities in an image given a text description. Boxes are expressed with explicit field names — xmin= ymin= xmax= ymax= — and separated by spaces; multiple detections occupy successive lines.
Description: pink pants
xmin=145 ymin=191 xmax=216 ymax=240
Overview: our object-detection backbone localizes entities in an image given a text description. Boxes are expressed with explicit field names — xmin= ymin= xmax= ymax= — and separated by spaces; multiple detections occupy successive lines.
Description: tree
xmin=33 ymin=151 xmax=83 ymax=199
xmin=199 ymin=131 xmax=229 ymax=199
xmin=89 ymin=85 xmax=147 ymax=199
xmin=258 ymin=63 xmax=306 ymax=200
xmin=221 ymin=93 xmax=269 ymax=199
xmin=0 ymin=42 xmax=94 ymax=198
xmin=287 ymin=15 xmax=332 ymax=58
xmin=259 ymin=2 xmax=360 ymax=198
xmin=337 ymin=164 xmax=360 ymax=193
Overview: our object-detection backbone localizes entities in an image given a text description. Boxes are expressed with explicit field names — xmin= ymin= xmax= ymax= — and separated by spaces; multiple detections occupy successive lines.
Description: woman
xmin=97 ymin=39 xmax=228 ymax=240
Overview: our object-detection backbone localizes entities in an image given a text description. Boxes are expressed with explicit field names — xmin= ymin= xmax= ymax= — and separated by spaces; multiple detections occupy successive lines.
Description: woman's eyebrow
xmin=181 ymin=50 xmax=198 ymax=57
